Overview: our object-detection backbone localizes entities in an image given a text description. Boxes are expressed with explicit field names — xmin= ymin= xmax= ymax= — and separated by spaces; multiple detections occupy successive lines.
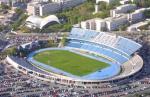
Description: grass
xmin=33 ymin=50 xmax=109 ymax=76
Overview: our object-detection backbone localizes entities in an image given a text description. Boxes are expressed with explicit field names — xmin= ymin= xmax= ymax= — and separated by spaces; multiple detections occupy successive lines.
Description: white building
xmin=27 ymin=2 xmax=60 ymax=16
xmin=110 ymin=4 xmax=136 ymax=17
xmin=105 ymin=15 xmax=128 ymax=31
xmin=31 ymin=0 xmax=49 ymax=2
xmin=62 ymin=0 xmax=85 ymax=9
xmin=81 ymin=15 xmax=128 ymax=32
xmin=0 ymin=0 xmax=9 ymax=5
xmin=119 ymin=0 xmax=141 ymax=4
xmin=25 ymin=15 xmax=60 ymax=29
xmin=127 ymin=19 xmax=150 ymax=32
xmin=120 ymin=0 xmax=131 ymax=4
xmin=81 ymin=18 xmax=106 ymax=31
xmin=128 ymin=8 xmax=150 ymax=23
xmin=96 ymin=0 xmax=115 ymax=4
xmin=0 ymin=0 xmax=30 ymax=6
xmin=27 ymin=0 xmax=86 ymax=16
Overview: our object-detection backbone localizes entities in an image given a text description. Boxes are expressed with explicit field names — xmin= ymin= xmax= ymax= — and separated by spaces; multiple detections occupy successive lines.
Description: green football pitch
xmin=33 ymin=50 xmax=109 ymax=76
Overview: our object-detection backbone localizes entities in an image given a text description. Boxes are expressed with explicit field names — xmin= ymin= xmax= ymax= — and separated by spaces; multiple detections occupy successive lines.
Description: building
xmin=27 ymin=2 xmax=60 ymax=16
xmin=105 ymin=15 xmax=128 ymax=31
xmin=6 ymin=28 xmax=143 ymax=87
xmin=0 ymin=0 xmax=30 ymax=6
xmin=127 ymin=19 xmax=150 ymax=32
xmin=61 ymin=0 xmax=85 ymax=9
xmin=81 ymin=15 xmax=128 ymax=32
xmin=31 ymin=0 xmax=49 ymax=2
xmin=89 ymin=2 xmax=150 ymax=32
xmin=110 ymin=4 xmax=136 ymax=17
xmin=96 ymin=0 xmax=115 ymax=4
xmin=120 ymin=0 xmax=131 ymax=4
xmin=81 ymin=18 xmax=106 ymax=31
xmin=0 ymin=0 xmax=9 ymax=5
xmin=25 ymin=15 xmax=60 ymax=29
xmin=119 ymin=0 xmax=141 ymax=4
xmin=27 ymin=0 xmax=86 ymax=16
xmin=128 ymin=8 xmax=150 ymax=23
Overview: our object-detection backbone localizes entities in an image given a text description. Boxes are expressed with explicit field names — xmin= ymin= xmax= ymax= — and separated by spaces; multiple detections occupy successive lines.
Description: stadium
xmin=6 ymin=28 xmax=143 ymax=88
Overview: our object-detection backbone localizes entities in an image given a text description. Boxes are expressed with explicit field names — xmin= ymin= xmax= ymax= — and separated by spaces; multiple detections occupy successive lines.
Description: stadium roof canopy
xmin=26 ymin=15 xmax=60 ymax=29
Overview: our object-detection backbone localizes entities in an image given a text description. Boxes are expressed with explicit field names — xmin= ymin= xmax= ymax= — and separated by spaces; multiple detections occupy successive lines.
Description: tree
xmin=98 ymin=1 xmax=107 ymax=11
xmin=94 ymin=10 xmax=110 ymax=19
xmin=133 ymin=0 xmax=150 ymax=7
xmin=144 ymin=10 xmax=150 ymax=18
xmin=11 ymin=14 xmax=28 ymax=30
xmin=60 ymin=36 xmax=67 ymax=47
xmin=0 ymin=25 xmax=6 ymax=32
xmin=19 ymin=26 xmax=31 ymax=33
xmin=0 ymin=3 xmax=10 ymax=10
xmin=15 ymin=8 xmax=24 ymax=15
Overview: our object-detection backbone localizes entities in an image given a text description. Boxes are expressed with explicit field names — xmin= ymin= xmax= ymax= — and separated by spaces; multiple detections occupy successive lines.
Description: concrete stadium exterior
xmin=5 ymin=51 xmax=143 ymax=88
xmin=5 ymin=28 xmax=144 ymax=88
